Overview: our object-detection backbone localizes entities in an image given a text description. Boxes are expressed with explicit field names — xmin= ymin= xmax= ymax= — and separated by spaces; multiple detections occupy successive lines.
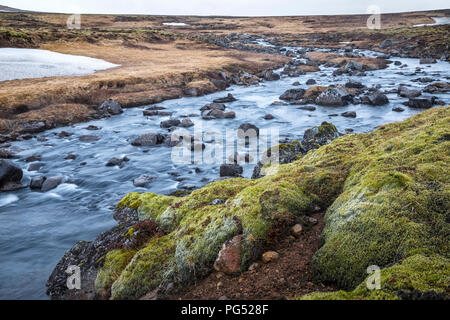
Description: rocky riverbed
xmin=0 ymin=40 xmax=449 ymax=299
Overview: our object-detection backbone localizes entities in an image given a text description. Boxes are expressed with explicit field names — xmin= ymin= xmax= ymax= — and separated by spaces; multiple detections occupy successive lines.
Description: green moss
xmin=301 ymin=254 xmax=449 ymax=300
xmin=94 ymin=249 xmax=136 ymax=298
xmin=106 ymin=107 xmax=449 ymax=299
xmin=111 ymin=235 xmax=176 ymax=300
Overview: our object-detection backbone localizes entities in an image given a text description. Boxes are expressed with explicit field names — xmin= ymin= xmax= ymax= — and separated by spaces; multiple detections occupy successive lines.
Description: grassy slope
xmin=98 ymin=107 xmax=449 ymax=300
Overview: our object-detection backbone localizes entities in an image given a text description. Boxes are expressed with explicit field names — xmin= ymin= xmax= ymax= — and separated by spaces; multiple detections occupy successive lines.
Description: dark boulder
xmin=237 ymin=123 xmax=260 ymax=138
xmin=98 ymin=99 xmax=123 ymax=115
xmin=262 ymin=70 xmax=280 ymax=81
xmin=406 ymin=97 xmax=436 ymax=109
xmin=316 ymin=87 xmax=352 ymax=106
xmin=213 ymin=94 xmax=237 ymax=103
xmin=131 ymin=134 xmax=166 ymax=146
xmin=133 ymin=175 xmax=156 ymax=188
xmin=279 ymin=89 xmax=306 ymax=102
xmin=366 ymin=92 xmax=389 ymax=106
xmin=30 ymin=176 xmax=46 ymax=189
xmin=220 ymin=164 xmax=243 ymax=177
xmin=0 ymin=159 xmax=23 ymax=191
xmin=160 ymin=119 xmax=181 ymax=129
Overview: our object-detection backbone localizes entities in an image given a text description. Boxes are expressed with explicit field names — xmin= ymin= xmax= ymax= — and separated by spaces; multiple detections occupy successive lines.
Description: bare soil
xmin=165 ymin=213 xmax=334 ymax=300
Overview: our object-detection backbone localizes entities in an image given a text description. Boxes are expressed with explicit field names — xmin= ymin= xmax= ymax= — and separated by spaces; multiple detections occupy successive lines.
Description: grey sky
xmin=3 ymin=0 xmax=449 ymax=16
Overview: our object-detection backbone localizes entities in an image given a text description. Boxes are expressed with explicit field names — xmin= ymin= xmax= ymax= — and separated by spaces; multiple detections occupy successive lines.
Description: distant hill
xmin=0 ymin=5 xmax=29 ymax=12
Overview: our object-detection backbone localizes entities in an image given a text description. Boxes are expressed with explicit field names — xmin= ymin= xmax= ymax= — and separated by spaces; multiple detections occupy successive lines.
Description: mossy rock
xmin=99 ymin=107 xmax=449 ymax=299
xmin=300 ymin=254 xmax=449 ymax=300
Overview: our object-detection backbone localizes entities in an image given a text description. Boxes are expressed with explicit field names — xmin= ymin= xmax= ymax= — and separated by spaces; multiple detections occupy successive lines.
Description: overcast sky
xmin=3 ymin=0 xmax=449 ymax=16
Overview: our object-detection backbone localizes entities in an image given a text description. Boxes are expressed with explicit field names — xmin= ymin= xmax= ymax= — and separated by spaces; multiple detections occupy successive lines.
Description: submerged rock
xmin=133 ymin=175 xmax=156 ymax=188
xmin=213 ymin=94 xmax=237 ymax=103
xmin=131 ymin=134 xmax=166 ymax=147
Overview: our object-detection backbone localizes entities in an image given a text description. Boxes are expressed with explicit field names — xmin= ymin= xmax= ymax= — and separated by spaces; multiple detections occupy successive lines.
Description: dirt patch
xmin=165 ymin=212 xmax=334 ymax=300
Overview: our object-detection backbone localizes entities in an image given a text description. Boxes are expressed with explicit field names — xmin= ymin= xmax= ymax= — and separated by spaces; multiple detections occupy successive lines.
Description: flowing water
xmin=0 ymin=46 xmax=449 ymax=299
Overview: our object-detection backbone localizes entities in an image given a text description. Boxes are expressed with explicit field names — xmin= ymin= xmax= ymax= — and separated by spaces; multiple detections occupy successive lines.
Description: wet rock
xmin=133 ymin=174 xmax=156 ymax=188
xmin=214 ymin=235 xmax=243 ymax=275
xmin=224 ymin=111 xmax=236 ymax=119
xmin=297 ymin=106 xmax=316 ymax=111
xmin=41 ymin=176 xmax=63 ymax=192
xmin=398 ymin=86 xmax=421 ymax=98
xmin=179 ymin=118 xmax=194 ymax=128
xmin=423 ymin=83 xmax=450 ymax=94
xmin=64 ymin=154 xmax=77 ymax=160
xmin=28 ymin=162 xmax=45 ymax=172
xmin=316 ymin=87 xmax=352 ymax=106
xmin=343 ymin=60 xmax=363 ymax=72
xmin=394 ymin=61 xmax=402 ymax=66
xmin=0 ymin=149 xmax=18 ymax=159
xmin=98 ymin=99 xmax=123 ymax=115
xmin=30 ymin=176 xmax=46 ymax=189
xmin=220 ymin=164 xmax=243 ymax=177
xmin=213 ymin=93 xmax=237 ymax=103
xmin=262 ymin=251 xmax=279 ymax=264
xmin=366 ymin=92 xmax=389 ymax=106
xmin=392 ymin=107 xmax=405 ymax=112
xmin=237 ymin=123 xmax=260 ymax=137
xmin=292 ymin=81 xmax=300 ymax=86
xmin=131 ymin=133 xmax=166 ymax=147
xmin=341 ymin=111 xmax=357 ymax=118
xmin=262 ymin=70 xmax=280 ymax=81
xmin=143 ymin=110 xmax=173 ymax=117
xmin=160 ymin=119 xmax=181 ymax=129
xmin=106 ymin=157 xmax=129 ymax=167
xmin=279 ymin=88 xmax=305 ymax=102
xmin=0 ymin=159 xmax=23 ymax=191
xmin=345 ymin=81 xmax=365 ymax=89
xmin=210 ymin=78 xmax=228 ymax=90
xmin=20 ymin=121 xmax=46 ymax=134
xmin=270 ymin=101 xmax=287 ymax=106
xmin=291 ymin=224 xmax=303 ymax=237
xmin=406 ymin=97 xmax=436 ymax=109
xmin=79 ymin=135 xmax=101 ymax=142
xmin=306 ymin=79 xmax=316 ymax=85
xmin=419 ymin=58 xmax=437 ymax=64
xmin=145 ymin=106 xmax=166 ymax=111
xmin=264 ymin=114 xmax=275 ymax=120
xmin=58 ymin=131 xmax=73 ymax=138
xmin=26 ymin=155 xmax=42 ymax=163
xmin=85 ymin=125 xmax=101 ymax=131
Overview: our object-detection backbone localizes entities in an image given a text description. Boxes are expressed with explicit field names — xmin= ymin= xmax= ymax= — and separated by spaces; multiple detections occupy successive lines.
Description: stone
xmin=419 ymin=58 xmax=437 ymax=64
xmin=79 ymin=135 xmax=101 ymax=142
xmin=262 ymin=251 xmax=279 ymax=264
xmin=367 ymin=92 xmax=389 ymax=106
xmin=213 ymin=235 xmax=243 ymax=275
xmin=30 ymin=176 xmax=46 ymax=189
xmin=407 ymin=97 xmax=435 ymax=109
xmin=279 ymin=89 xmax=306 ymax=102
xmin=264 ymin=114 xmax=275 ymax=120
xmin=131 ymin=134 xmax=166 ymax=146
xmin=392 ymin=107 xmax=405 ymax=112
xmin=213 ymin=94 xmax=237 ymax=103
xmin=341 ymin=111 xmax=357 ymax=118
xmin=160 ymin=119 xmax=181 ymax=128
xmin=306 ymin=79 xmax=316 ymax=85
xmin=98 ymin=99 xmax=123 ymax=115
xmin=0 ymin=159 xmax=23 ymax=191
xmin=316 ymin=87 xmax=352 ymax=106
xmin=41 ymin=176 xmax=63 ymax=192
xmin=237 ymin=123 xmax=259 ymax=138
xmin=262 ymin=70 xmax=280 ymax=81
xmin=180 ymin=118 xmax=194 ymax=128
xmin=292 ymin=224 xmax=303 ymax=237
xmin=220 ymin=164 xmax=243 ymax=177
xmin=28 ymin=162 xmax=45 ymax=172
xmin=398 ymin=86 xmax=421 ymax=98
xmin=133 ymin=175 xmax=156 ymax=188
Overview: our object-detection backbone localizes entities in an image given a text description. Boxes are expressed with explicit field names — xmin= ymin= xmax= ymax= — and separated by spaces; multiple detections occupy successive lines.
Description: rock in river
xmin=0 ymin=159 xmax=23 ymax=191
xmin=41 ymin=176 xmax=63 ymax=192
xmin=220 ymin=164 xmax=243 ymax=177
xmin=316 ymin=87 xmax=352 ymax=106
xmin=98 ymin=99 xmax=123 ymax=115
xmin=133 ymin=174 xmax=156 ymax=188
